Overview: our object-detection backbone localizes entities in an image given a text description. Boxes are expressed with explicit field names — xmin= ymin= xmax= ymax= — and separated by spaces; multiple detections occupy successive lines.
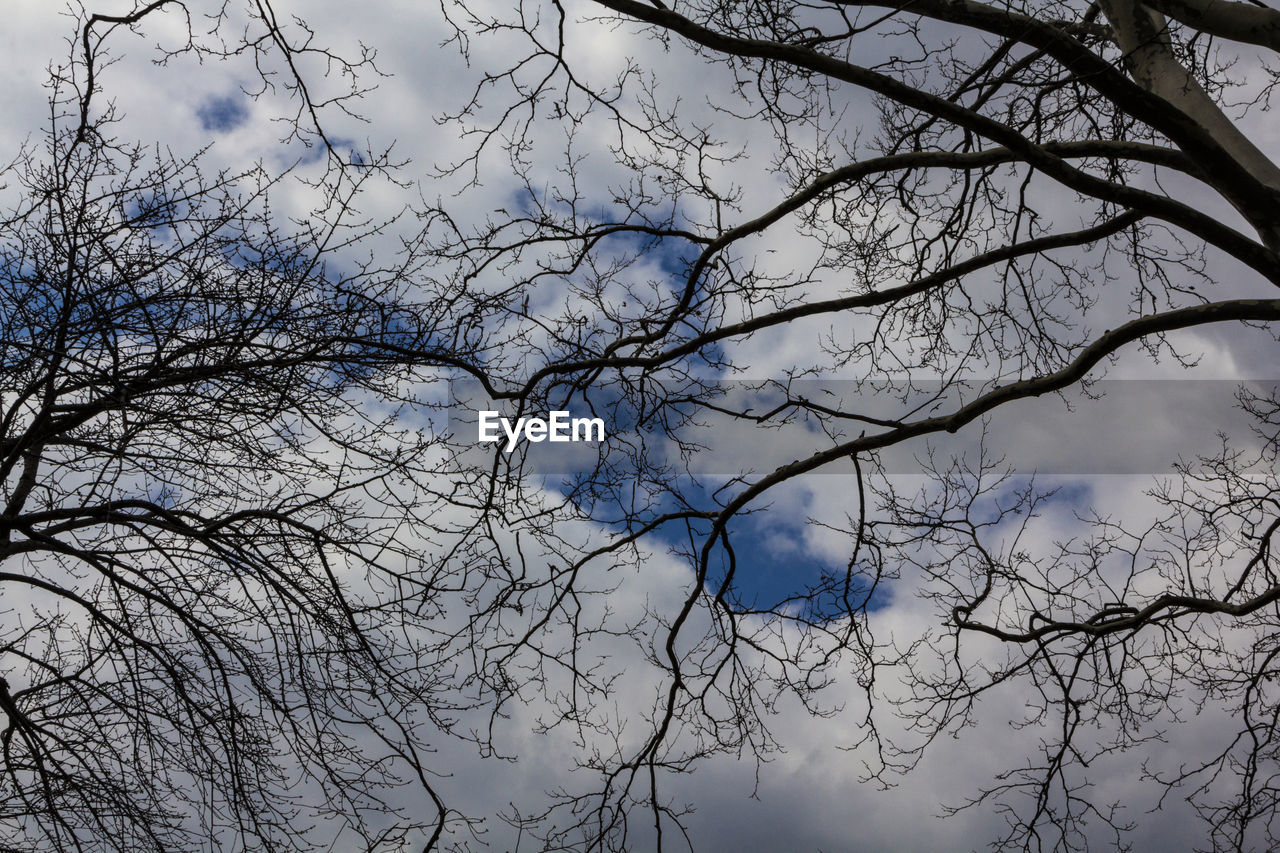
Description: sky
xmin=2 ymin=1 xmax=1278 ymax=850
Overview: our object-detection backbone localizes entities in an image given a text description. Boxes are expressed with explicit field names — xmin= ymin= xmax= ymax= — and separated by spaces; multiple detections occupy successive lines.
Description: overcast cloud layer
xmin=2 ymin=1 xmax=1276 ymax=850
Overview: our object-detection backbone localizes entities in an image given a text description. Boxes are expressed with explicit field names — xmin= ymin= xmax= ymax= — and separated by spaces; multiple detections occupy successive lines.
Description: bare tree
xmin=414 ymin=0 xmax=1280 ymax=848
xmin=12 ymin=0 xmax=1280 ymax=848
xmin=0 ymin=8 xmax=481 ymax=850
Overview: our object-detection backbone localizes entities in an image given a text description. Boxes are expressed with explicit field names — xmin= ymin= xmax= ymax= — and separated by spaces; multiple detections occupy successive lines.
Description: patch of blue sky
xmin=295 ymin=136 xmax=357 ymax=166
xmin=509 ymin=372 xmax=884 ymax=614
xmin=196 ymin=95 xmax=250 ymax=133
xmin=711 ymin=503 xmax=881 ymax=617
xmin=594 ymin=226 xmax=698 ymax=281
xmin=943 ymin=471 xmax=1095 ymax=532
xmin=124 ymin=192 xmax=180 ymax=232
xmin=505 ymin=185 xmax=699 ymax=278
xmin=549 ymin=467 xmax=885 ymax=619
xmin=0 ymin=256 xmax=47 ymax=343
xmin=1033 ymin=478 xmax=1093 ymax=511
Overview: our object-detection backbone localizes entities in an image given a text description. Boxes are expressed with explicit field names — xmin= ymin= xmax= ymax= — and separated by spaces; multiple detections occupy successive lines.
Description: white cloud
xmin=3 ymin=2 xmax=1277 ymax=851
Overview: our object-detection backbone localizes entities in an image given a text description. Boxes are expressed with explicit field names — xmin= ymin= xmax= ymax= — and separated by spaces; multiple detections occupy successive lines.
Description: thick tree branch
xmin=1142 ymin=0 xmax=1280 ymax=50
xmin=592 ymin=0 xmax=1280 ymax=259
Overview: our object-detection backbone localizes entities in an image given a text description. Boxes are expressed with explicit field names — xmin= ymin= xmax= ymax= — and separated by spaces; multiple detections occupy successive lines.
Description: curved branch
xmin=1142 ymin=0 xmax=1280 ymax=51
xmin=593 ymin=0 xmax=1280 ymax=255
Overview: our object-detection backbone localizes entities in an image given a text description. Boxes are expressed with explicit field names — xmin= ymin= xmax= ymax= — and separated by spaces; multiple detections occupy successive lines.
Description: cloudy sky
xmin=3 ymin=1 xmax=1278 ymax=850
